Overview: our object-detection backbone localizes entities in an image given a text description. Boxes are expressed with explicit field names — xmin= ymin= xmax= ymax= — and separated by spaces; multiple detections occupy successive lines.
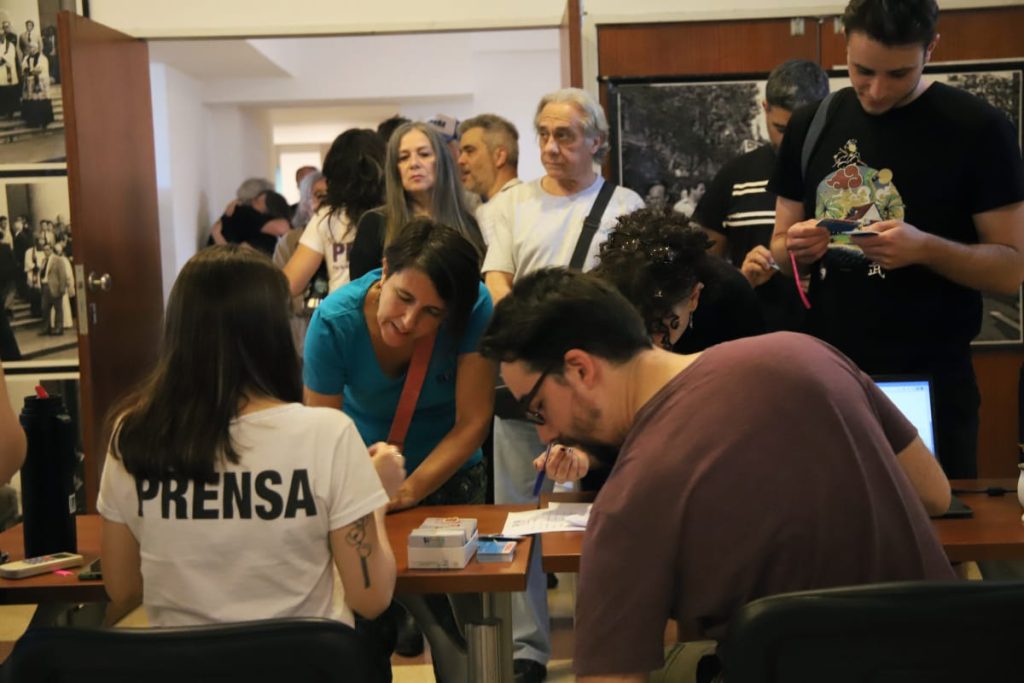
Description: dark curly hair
xmin=592 ymin=208 xmax=711 ymax=341
xmin=322 ymin=128 xmax=386 ymax=230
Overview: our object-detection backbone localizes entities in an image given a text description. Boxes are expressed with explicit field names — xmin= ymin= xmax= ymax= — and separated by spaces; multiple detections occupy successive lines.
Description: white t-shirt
xmin=474 ymin=177 xmax=523 ymax=248
xmin=97 ymin=403 xmax=388 ymax=628
xmin=480 ymin=176 xmax=644 ymax=279
xmin=299 ymin=206 xmax=356 ymax=293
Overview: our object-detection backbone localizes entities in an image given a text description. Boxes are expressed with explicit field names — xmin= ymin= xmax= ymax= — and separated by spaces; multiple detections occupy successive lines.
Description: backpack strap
xmin=801 ymin=90 xmax=838 ymax=182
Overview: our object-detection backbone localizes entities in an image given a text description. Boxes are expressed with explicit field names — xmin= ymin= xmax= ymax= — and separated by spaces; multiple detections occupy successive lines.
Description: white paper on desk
xmin=502 ymin=503 xmax=592 ymax=536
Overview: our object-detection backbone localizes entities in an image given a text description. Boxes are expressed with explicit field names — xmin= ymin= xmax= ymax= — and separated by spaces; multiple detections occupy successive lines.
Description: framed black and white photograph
xmin=922 ymin=61 xmax=1023 ymax=346
xmin=607 ymin=73 xmax=849 ymax=217
xmin=0 ymin=0 xmax=66 ymax=165
xmin=0 ymin=168 xmax=77 ymax=365
xmin=608 ymin=74 xmax=766 ymax=218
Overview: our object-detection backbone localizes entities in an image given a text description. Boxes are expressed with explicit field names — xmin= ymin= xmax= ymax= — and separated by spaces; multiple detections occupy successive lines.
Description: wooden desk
xmin=0 ymin=515 xmax=103 ymax=605
xmin=934 ymin=478 xmax=1024 ymax=563
xmin=388 ymin=504 xmax=533 ymax=594
xmin=540 ymin=481 xmax=1024 ymax=572
xmin=0 ymin=506 xmax=534 ymax=683
xmin=388 ymin=504 xmax=533 ymax=683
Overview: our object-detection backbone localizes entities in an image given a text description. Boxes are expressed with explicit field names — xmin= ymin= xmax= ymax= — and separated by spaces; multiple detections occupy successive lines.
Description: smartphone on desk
xmin=78 ymin=557 xmax=102 ymax=581
xmin=939 ymin=496 xmax=973 ymax=519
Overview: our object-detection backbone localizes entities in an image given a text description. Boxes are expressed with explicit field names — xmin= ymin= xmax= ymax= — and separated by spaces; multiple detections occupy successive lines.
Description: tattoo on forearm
xmin=346 ymin=514 xmax=373 ymax=588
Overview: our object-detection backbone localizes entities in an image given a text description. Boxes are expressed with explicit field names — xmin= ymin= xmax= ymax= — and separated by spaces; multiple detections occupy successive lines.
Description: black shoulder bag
xmin=494 ymin=180 xmax=618 ymax=420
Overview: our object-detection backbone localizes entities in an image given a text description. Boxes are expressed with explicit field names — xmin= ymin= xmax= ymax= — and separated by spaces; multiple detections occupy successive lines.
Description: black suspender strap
xmin=569 ymin=180 xmax=616 ymax=271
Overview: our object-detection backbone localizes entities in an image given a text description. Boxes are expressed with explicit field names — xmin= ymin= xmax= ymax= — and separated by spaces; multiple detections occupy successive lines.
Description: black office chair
xmin=720 ymin=580 xmax=1024 ymax=683
xmin=1 ymin=617 xmax=377 ymax=683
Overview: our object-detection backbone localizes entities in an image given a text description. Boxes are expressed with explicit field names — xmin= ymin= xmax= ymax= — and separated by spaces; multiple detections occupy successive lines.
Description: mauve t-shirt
xmin=574 ymin=332 xmax=955 ymax=677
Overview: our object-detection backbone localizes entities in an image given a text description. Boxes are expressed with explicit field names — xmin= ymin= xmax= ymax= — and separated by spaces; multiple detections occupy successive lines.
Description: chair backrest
xmin=720 ymin=580 xmax=1024 ymax=683
xmin=2 ymin=617 xmax=375 ymax=683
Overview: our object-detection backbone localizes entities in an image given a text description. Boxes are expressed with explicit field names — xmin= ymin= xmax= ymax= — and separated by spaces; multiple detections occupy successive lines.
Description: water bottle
xmin=19 ymin=393 xmax=77 ymax=557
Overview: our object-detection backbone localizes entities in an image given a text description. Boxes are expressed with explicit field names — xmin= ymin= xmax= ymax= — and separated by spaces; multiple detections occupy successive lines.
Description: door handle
xmin=87 ymin=272 xmax=111 ymax=291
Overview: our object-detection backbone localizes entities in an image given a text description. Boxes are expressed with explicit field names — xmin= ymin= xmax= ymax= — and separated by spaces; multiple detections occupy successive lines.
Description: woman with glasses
xmin=349 ymin=122 xmax=485 ymax=280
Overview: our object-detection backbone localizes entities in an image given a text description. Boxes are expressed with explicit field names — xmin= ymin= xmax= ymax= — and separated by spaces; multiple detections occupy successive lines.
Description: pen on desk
xmin=532 ymin=442 xmax=554 ymax=497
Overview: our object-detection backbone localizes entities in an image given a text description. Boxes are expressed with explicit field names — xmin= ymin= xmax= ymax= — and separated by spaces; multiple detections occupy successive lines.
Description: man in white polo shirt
xmin=481 ymin=86 xmax=643 ymax=683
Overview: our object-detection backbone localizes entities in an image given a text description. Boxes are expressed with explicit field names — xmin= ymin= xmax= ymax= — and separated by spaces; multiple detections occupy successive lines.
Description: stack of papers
xmin=501 ymin=503 xmax=592 ymax=536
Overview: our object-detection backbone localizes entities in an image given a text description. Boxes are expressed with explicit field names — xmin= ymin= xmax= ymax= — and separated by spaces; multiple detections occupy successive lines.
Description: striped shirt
xmin=693 ymin=144 xmax=777 ymax=267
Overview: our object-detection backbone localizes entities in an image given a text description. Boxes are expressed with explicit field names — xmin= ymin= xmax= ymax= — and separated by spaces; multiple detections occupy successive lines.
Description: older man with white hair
xmin=481 ymin=87 xmax=643 ymax=683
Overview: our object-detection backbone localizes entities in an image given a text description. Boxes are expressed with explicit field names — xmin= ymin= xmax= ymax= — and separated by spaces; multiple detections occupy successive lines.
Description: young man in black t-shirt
xmin=770 ymin=0 xmax=1024 ymax=478
xmin=695 ymin=59 xmax=828 ymax=332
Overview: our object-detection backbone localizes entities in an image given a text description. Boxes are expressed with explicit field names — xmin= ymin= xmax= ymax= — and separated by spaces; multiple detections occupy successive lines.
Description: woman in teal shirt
xmin=304 ymin=220 xmax=494 ymax=509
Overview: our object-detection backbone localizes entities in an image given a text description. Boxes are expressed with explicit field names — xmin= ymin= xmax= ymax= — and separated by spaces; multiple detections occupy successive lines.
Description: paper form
xmin=501 ymin=503 xmax=592 ymax=536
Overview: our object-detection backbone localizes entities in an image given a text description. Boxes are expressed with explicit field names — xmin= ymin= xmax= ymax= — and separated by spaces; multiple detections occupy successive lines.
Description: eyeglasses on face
xmin=517 ymin=366 xmax=553 ymax=426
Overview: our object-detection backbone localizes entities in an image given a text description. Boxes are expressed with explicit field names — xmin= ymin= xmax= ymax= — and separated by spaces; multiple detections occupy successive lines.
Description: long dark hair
xmin=322 ymin=128 xmax=386 ymax=230
xmin=383 ymin=220 xmax=481 ymax=340
xmin=110 ymin=245 xmax=302 ymax=482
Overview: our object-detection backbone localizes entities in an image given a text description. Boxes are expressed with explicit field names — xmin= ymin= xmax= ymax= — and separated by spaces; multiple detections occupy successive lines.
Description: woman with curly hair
xmin=593 ymin=207 xmax=764 ymax=353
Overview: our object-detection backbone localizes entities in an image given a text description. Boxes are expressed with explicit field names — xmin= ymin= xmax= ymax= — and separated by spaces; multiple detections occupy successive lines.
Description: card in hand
xmin=817 ymin=218 xmax=860 ymax=235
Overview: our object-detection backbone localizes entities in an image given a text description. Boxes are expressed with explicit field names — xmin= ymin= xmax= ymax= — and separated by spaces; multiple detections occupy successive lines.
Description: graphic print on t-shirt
xmin=815 ymin=139 xmax=905 ymax=264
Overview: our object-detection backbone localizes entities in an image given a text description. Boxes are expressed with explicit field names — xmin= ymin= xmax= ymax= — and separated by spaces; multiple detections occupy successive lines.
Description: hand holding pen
xmin=740 ymin=245 xmax=779 ymax=288
xmin=532 ymin=444 xmax=589 ymax=488
xmin=532 ymin=443 xmax=553 ymax=497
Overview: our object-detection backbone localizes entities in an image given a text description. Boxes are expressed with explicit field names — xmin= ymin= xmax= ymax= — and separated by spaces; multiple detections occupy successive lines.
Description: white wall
xmin=146 ymin=28 xmax=560 ymax=288
xmin=89 ymin=0 xmax=564 ymax=37
xmin=150 ymin=62 xmax=208 ymax=302
xmin=89 ymin=0 xmax=1021 ymax=38
xmin=204 ymin=106 xmax=275 ymax=216
xmin=151 ymin=63 xmax=275 ymax=299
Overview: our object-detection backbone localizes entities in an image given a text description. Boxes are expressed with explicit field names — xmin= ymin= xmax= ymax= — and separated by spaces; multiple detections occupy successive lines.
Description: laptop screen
xmin=874 ymin=378 xmax=936 ymax=455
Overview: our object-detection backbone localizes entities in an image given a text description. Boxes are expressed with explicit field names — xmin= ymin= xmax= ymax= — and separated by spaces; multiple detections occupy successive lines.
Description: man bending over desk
xmin=480 ymin=268 xmax=955 ymax=683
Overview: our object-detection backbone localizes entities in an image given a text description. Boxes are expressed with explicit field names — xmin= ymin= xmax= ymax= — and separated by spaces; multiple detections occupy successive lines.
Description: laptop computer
xmin=874 ymin=376 xmax=972 ymax=518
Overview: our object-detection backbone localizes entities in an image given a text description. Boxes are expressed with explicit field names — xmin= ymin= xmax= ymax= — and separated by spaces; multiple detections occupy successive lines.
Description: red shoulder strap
xmin=386 ymin=333 xmax=436 ymax=451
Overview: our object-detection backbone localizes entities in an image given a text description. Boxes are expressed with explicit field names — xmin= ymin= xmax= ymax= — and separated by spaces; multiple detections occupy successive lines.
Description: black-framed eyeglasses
xmin=517 ymin=366 xmax=553 ymax=426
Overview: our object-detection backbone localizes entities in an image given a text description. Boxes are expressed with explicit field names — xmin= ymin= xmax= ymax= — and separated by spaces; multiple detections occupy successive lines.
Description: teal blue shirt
xmin=303 ymin=269 xmax=492 ymax=472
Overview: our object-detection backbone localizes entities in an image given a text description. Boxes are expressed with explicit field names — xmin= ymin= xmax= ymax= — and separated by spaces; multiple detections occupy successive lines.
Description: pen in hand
xmin=532 ymin=442 xmax=554 ymax=497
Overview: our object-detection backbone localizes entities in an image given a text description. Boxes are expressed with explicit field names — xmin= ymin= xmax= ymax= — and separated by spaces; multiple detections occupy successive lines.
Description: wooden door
xmin=560 ymin=0 xmax=583 ymax=88
xmin=57 ymin=11 xmax=163 ymax=511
